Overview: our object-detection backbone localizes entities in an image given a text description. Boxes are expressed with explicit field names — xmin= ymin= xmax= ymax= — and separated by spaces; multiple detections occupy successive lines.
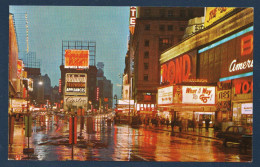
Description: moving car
xmin=216 ymin=125 xmax=252 ymax=148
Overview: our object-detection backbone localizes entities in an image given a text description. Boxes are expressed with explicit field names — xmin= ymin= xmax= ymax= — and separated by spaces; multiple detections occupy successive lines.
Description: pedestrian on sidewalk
xmin=179 ymin=118 xmax=183 ymax=132
xmin=166 ymin=117 xmax=169 ymax=128
xmin=192 ymin=119 xmax=195 ymax=132
xmin=171 ymin=118 xmax=175 ymax=132
xmin=205 ymin=117 xmax=210 ymax=132
xmin=198 ymin=119 xmax=203 ymax=133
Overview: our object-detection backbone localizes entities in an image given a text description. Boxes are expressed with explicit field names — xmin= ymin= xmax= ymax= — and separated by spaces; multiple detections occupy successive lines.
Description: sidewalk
xmin=141 ymin=124 xmax=218 ymax=140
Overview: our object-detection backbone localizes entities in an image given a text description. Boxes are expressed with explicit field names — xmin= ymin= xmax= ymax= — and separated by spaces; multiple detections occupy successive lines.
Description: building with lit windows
xmin=158 ymin=8 xmax=253 ymax=128
xmin=129 ymin=7 xmax=204 ymax=116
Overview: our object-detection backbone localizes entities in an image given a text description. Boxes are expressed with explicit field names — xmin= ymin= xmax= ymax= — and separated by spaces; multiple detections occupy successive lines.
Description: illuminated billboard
xmin=204 ymin=7 xmax=235 ymax=28
xmin=129 ymin=6 xmax=137 ymax=34
xmin=182 ymin=86 xmax=215 ymax=104
xmin=65 ymin=73 xmax=87 ymax=95
xmin=158 ymin=86 xmax=173 ymax=105
xmin=17 ymin=60 xmax=23 ymax=78
xmin=241 ymin=103 xmax=253 ymax=114
xmin=10 ymin=98 xmax=28 ymax=113
xmin=65 ymin=49 xmax=89 ymax=69
xmin=64 ymin=96 xmax=88 ymax=110
xmin=160 ymin=50 xmax=197 ymax=86
xmin=199 ymin=27 xmax=253 ymax=82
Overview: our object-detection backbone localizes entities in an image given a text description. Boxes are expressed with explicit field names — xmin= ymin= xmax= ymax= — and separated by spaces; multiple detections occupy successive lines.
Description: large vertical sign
xmin=96 ymin=87 xmax=99 ymax=101
xmin=17 ymin=60 xmax=23 ymax=78
xmin=65 ymin=73 xmax=87 ymax=95
xmin=59 ymin=79 xmax=61 ymax=93
xmin=129 ymin=6 xmax=137 ymax=35
xmin=65 ymin=49 xmax=89 ymax=69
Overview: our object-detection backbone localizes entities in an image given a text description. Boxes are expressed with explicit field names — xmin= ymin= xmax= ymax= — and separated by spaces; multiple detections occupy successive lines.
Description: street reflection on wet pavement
xmin=8 ymin=114 xmax=252 ymax=162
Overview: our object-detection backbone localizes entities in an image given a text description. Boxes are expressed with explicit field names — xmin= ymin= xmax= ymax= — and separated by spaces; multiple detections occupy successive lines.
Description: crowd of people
xmin=131 ymin=115 xmax=212 ymax=133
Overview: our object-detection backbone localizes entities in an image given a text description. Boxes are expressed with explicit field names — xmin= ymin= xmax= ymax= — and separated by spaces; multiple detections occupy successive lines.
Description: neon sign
xmin=65 ymin=49 xmax=89 ymax=69
xmin=241 ymin=34 xmax=253 ymax=56
xmin=129 ymin=6 xmax=136 ymax=26
xmin=161 ymin=54 xmax=191 ymax=84
xmin=229 ymin=59 xmax=253 ymax=72
xmin=234 ymin=80 xmax=253 ymax=94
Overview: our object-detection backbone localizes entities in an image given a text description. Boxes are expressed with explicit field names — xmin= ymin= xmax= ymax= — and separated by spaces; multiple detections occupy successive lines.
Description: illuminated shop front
xmin=158 ymin=8 xmax=253 ymax=127
xmin=159 ymin=50 xmax=217 ymax=123
xmin=158 ymin=84 xmax=216 ymax=123
xmin=198 ymin=26 xmax=253 ymax=125
xmin=116 ymin=100 xmax=134 ymax=115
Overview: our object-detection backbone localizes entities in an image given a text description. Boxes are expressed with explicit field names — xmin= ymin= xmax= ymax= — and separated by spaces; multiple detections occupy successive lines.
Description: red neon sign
xmin=241 ymin=34 xmax=253 ymax=56
xmin=161 ymin=54 xmax=191 ymax=84
xmin=65 ymin=49 xmax=89 ymax=69
xmin=96 ymin=87 xmax=99 ymax=101
xmin=59 ymin=79 xmax=61 ymax=93
xmin=234 ymin=80 xmax=253 ymax=94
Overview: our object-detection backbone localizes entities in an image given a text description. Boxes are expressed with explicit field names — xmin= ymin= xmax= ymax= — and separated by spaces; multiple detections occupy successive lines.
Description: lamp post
xmin=23 ymin=79 xmax=34 ymax=154
xmin=114 ymin=94 xmax=117 ymax=109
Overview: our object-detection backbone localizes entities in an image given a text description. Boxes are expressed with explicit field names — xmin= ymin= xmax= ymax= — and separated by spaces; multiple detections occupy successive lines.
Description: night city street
xmin=8 ymin=6 xmax=253 ymax=162
xmin=8 ymin=112 xmax=252 ymax=161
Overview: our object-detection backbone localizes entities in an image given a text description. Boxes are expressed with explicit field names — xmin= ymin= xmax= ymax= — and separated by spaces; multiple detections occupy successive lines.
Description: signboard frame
xmin=65 ymin=73 xmax=87 ymax=96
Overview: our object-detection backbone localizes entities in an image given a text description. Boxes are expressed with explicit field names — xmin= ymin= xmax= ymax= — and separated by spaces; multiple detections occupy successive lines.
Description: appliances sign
xmin=65 ymin=73 xmax=87 ymax=95
xmin=158 ymin=86 xmax=173 ymax=105
xmin=65 ymin=49 xmax=89 ymax=69
xmin=182 ymin=86 xmax=215 ymax=104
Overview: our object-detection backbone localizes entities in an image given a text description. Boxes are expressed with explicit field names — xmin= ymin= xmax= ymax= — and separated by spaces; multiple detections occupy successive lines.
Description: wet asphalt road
xmin=8 ymin=113 xmax=252 ymax=162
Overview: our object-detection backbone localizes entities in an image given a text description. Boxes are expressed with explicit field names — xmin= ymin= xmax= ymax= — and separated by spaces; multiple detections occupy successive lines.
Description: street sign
xmin=24 ymin=115 xmax=32 ymax=137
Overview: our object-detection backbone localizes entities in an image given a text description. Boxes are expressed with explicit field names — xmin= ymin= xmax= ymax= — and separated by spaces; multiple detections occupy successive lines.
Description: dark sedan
xmin=216 ymin=126 xmax=252 ymax=148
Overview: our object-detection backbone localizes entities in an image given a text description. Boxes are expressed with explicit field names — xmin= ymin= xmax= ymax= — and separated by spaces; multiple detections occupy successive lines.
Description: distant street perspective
xmin=8 ymin=7 xmax=253 ymax=162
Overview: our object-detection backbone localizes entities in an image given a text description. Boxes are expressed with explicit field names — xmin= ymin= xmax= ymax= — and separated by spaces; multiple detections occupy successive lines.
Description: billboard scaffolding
xmin=62 ymin=40 xmax=96 ymax=66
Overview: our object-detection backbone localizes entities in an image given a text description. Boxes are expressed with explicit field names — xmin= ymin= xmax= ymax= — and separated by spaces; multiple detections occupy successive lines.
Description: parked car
xmin=216 ymin=126 xmax=252 ymax=148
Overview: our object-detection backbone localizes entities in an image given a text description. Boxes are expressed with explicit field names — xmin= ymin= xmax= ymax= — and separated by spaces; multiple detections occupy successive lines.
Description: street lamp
xmin=114 ymin=94 xmax=118 ymax=108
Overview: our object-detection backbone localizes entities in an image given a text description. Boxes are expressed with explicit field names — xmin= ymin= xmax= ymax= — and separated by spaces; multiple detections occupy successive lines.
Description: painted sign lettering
xmin=234 ymin=80 xmax=253 ymax=94
xmin=161 ymin=54 xmax=191 ymax=84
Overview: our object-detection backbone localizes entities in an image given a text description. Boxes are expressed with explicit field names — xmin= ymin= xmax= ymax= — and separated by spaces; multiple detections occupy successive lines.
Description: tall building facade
xmin=96 ymin=63 xmax=113 ymax=111
xmin=158 ymin=8 xmax=253 ymax=128
xmin=130 ymin=7 xmax=204 ymax=114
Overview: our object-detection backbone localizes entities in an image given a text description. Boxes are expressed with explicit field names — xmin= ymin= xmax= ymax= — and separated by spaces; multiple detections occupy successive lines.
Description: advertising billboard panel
xmin=241 ymin=103 xmax=253 ymax=114
xmin=199 ymin=27 xmax=253 ymax=82
xmin=11 ymin=98 xmax=28 ymax=113
xmin=17 ymin=60 xmax=23 ymax=78
xmin=65 ymin=49 xmax=89 ymax=69
xmin=182 ymin=86 xmax=215 ymax=104
xmin=160 ymin=50 xmax=197 ymax=86
xmin=65 ymin=73 xmax=87 ymax=95
xmin=204 ymin=7 xmax=235 ymax=28
xmin=158 ymin=86 xmax=173 ymax=105
xmin=64 ymin=96 xmax=88 ymax=110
